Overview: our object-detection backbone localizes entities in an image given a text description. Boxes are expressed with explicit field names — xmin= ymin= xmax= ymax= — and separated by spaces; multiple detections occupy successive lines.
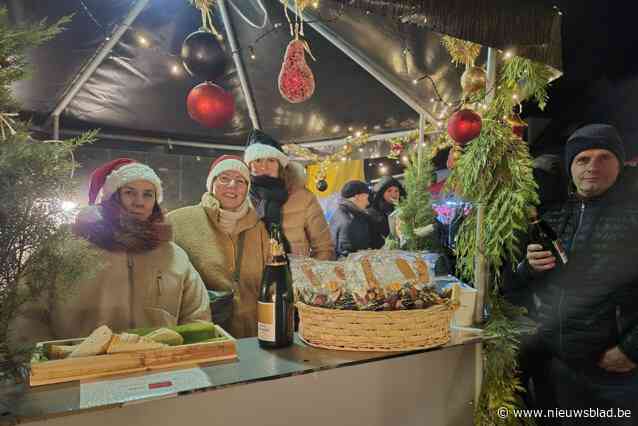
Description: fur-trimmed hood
xmin=284 ymin=161 xmax=308 ymax=191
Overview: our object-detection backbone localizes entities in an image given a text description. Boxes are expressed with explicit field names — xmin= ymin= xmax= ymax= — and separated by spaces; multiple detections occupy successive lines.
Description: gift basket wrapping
xmin=291 ymin=250 xmax=460 ymax=351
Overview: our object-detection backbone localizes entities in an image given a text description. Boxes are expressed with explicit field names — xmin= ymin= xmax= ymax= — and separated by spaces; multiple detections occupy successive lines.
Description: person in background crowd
xmin=168 ymin=156 xmax=269 ymax=338
xmin=329 ymin=180 xmax=373 ymax=258
xmin=516 ymin=124 xmax=638 ymax=425
xmin=366 ymin=176 xmax=406 ymax=249
xmin=10 ymin=158 xmax=211 ymax=347
xmin=244 ymin=129 xmax=334 ymax=260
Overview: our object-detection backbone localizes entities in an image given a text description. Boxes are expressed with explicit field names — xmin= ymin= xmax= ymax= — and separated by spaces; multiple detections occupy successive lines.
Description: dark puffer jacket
xmin=518 ymin=168 xmax=638 ymax=366
xmin=366 ymin=177 xmax=406 ymax=249
xmin=329 ymin=200 xmax=373 ymax=258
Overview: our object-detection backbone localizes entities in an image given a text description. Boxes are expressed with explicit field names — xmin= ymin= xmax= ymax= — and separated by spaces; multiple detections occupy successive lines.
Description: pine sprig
xmin=0 ymin=9 xmax=100 ymax=380
xmin=475 ymin=296 xmax=534 ymax=426
xmin=447 ymin=121 xmax=538 ymax=282
xmin=398 ymin=149 xmax=436 ymax=251
xmin=0 ymin=8 xmax=70 ymax=111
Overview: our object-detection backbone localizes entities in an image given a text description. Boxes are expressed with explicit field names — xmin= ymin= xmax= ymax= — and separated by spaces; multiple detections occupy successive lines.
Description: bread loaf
xmin=106 ymin=333 xmax=167 ymax=354
xmin=68 ymin=325 xmax=113 ymax=358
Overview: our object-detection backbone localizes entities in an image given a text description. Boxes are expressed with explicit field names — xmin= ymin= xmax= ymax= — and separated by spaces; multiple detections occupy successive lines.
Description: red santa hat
xmin=206 ymin=155 xmax=251 ymax=192
xmin=88 ymin=158 xmax=163 ymax=205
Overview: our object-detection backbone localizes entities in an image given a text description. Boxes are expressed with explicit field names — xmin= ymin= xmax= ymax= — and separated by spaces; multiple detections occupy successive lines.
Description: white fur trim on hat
xmin=99 ymin=163 xmax=163 ymax=204
xmin=206 ymin=158 xmax=250 ymax=192
xmin=244 ymin=143 xmax=289 ymax=168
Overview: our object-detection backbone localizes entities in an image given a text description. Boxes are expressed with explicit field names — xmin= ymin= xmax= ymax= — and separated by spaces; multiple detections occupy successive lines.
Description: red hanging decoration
xmin=278 ymin=39 xmax=315 ymax=103
xmin=388 ymin=142 xmax=404 ymax=159
xmin=447 ymin=109 xmax=482 ymax=145
xmin=505 ymin=113 xmax=528 ymax=139
xmin=186 ymin=82 xmax=235 ymax=128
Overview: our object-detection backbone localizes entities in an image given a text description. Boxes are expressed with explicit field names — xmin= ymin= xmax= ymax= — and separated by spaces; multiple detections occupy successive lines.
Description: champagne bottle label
xmin=257 ymin=301 xmax=275 ymax=342
xmin=552 ymin=240 xmax=568 ymax=264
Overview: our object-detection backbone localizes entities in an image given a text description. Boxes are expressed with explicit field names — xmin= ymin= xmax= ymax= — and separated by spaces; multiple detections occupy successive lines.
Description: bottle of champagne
xmin=529 ymin=208 xmax=568 ymax=265
xmin=258 ymin=223 xmax=294 ymax=348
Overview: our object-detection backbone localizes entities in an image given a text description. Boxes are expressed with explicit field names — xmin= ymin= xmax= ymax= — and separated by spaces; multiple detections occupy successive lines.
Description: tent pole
xmin=50 ymin=0 xmax=151 ymax=140
xmin=281 ymin=2 xmax=436 ymax=124
xmin=218 ymin=0 xmax=262 ymax=130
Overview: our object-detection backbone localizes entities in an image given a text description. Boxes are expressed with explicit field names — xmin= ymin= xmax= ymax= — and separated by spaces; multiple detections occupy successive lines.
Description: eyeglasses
xmin=216 ymin=175 xmax=248 ymax=187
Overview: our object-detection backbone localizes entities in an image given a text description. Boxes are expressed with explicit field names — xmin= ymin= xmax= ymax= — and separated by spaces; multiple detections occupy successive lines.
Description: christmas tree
xmin=0 ymin=8 xmax=98 ymax=379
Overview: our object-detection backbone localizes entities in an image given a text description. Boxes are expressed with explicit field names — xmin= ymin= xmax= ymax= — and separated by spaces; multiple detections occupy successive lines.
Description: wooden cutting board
xmin=29 ymin=325 xmax=237 ymax=386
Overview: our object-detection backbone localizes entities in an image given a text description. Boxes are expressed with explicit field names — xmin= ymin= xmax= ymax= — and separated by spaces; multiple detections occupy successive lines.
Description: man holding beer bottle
xmin=518 ymin=124 xmax=638 ymax=424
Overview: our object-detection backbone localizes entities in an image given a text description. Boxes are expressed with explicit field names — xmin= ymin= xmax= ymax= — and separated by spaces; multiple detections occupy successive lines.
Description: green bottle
xmin=257 ymin=223 xmax=294 ymax=348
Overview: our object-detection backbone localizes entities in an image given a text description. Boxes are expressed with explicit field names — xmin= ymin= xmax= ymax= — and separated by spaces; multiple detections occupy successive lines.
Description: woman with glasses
xmin=168 ymin=156 xmax=269 ymax=338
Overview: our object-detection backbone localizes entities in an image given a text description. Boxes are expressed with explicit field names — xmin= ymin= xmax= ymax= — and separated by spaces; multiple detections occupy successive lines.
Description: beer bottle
xmin=258 ymin=223 xmax=294 ymax=348
xmin=529 ymin=208 xmax=568 ymax=265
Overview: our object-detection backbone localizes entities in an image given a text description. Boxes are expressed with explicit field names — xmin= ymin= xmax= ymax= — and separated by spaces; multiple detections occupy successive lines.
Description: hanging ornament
xmin=460 ymin=66 xmax=487 ymax=95
xmin=181 ymin=31 xmax=227 ymax=81
xmin=186 ymin=82 xmax=235 ymax=128
xmin=315 ymin=165 xmax=328 ymax=192
xmin=447 ymin=109 xmax=482 ymax=145
xmin=279 ymin=39 xmax=316 ymax=103
xmin=388 ymin=141 xmax=404 ymax=159
xmin=505 ymin=113 xmax=528 ymax=139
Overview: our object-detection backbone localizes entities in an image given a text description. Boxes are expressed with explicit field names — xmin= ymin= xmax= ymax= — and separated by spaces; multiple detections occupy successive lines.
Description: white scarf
xmin=217 ymin=199 xmax=249 ymax=234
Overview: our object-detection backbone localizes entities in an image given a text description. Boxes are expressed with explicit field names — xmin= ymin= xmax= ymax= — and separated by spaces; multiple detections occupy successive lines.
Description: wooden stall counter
xmin=0 ymin=327 xmax=482 ymax=426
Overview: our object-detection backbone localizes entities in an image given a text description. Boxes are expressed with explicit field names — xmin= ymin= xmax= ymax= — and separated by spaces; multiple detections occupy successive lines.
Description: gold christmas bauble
xmin=460 ymin=66 xmax=487 ymax=95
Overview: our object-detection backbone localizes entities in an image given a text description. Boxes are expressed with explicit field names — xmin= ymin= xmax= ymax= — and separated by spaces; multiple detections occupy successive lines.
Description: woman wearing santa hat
xmin=244 ymin=129 xmax=334 ymax=260
xmin=168 ymin=155 xmax=270 ymax=338
xmin=10 ymin=158 xmax=211 ymax=346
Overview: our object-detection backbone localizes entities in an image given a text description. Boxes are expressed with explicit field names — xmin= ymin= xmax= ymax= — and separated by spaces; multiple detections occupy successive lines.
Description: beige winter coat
xmin=283 ymin=163 xmax=335 ymax=260
xmin=167 ymin=193 xmax=270 ymax=338
xmin=10 ymin=241 xmax=211 ymax=347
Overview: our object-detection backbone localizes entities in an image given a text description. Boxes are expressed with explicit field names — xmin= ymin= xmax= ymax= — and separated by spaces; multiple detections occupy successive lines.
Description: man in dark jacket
xmin=366 ymin=176 xmax=406 ymax=249
xmin=518 ymin=124 xmax=638 ymax=422
xmin=329 ymin=180 xmax=372 ymax=258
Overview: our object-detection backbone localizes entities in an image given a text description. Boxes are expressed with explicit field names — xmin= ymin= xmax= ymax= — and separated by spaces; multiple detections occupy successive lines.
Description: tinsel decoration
xmin=461 ymin=66 xmax=487 ymax=95
xmin=187 ymin=0 xmax=223 ymax=40
xmin=441 ymin=35 xmax=482 ymax=67
xmin=283 ymin=132 xmax=371 ymax=165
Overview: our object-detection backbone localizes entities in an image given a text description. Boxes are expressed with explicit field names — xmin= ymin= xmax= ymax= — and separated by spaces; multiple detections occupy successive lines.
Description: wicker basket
xmin=297 ymin=285 xmax=460 ymax=352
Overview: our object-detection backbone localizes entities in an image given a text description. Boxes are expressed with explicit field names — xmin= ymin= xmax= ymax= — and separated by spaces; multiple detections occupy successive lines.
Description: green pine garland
xmin=442 ymin=38 xmax=554 ymax=425
xmin=397 ymin=147 xmax=436 ymax=251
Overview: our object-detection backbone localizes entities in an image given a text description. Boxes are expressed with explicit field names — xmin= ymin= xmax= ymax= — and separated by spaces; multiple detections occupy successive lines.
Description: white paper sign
xmin=80 ymin=368 xmax=212 ymax=409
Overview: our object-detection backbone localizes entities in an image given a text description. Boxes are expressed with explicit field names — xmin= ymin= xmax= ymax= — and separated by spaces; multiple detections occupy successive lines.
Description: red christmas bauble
xmin=186 ymin=82 xmax=235 ymax=128
xmin=512 ymin=125 xmax=526 ymax=139
xmin=447 ymin=109 xmax=482 ymax=145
